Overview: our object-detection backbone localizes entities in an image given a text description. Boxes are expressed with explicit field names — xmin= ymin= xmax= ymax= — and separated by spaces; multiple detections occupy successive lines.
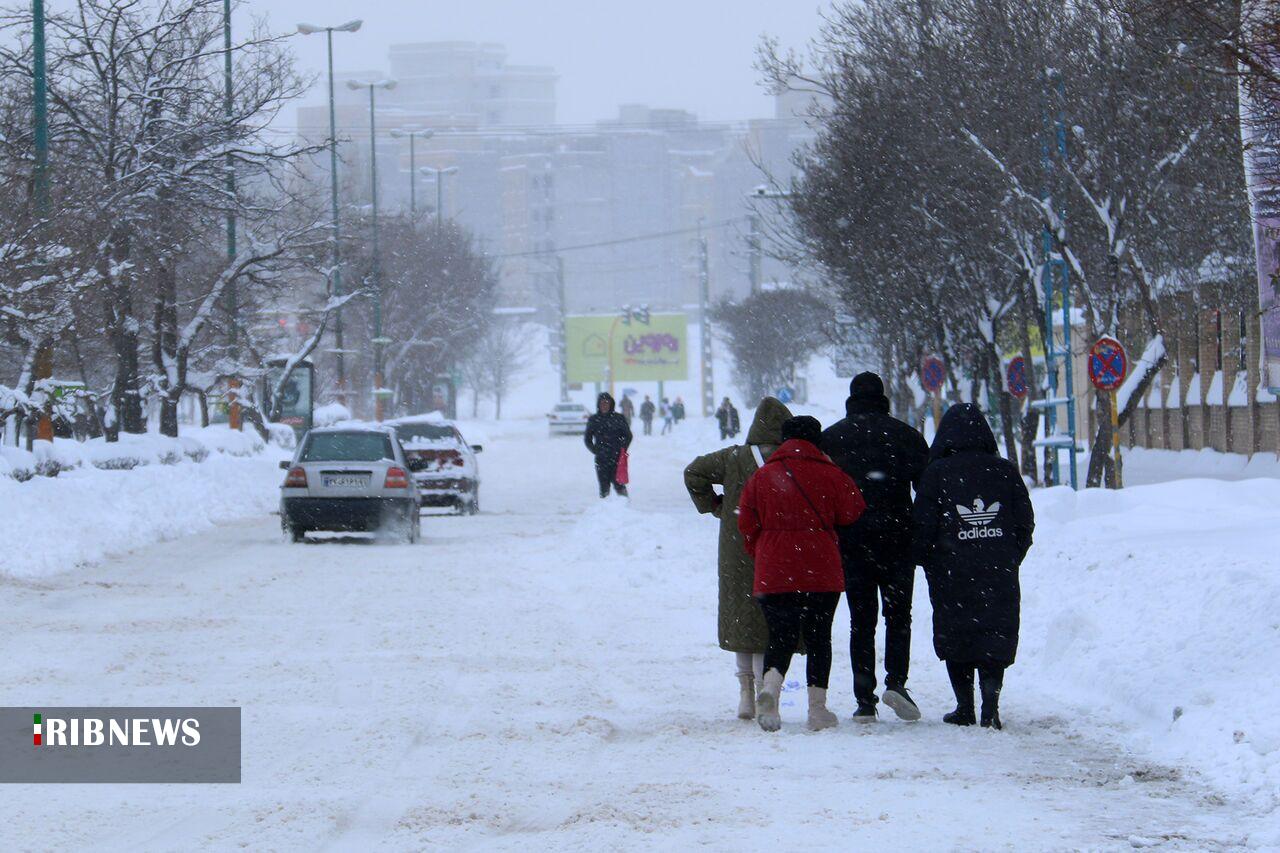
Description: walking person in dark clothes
xmin=584 ymin=392 xmax=633 ymax=498
xmin=912 ymin=404 xmax=1034 ymax=730
xmin=819 ymin=372 xmax=929 ymax=722
xmin=715 ymin=397 xmax=733 ymax=440
xmin=639 ymin=395 xmax=655 ymax=436
xmin=727 ymin=402 xmax=741 ymax=438
xmin=738 ymin=416 xmax=866 ymax=732
xmin=620 ymin=393 xmax=635 ymax=427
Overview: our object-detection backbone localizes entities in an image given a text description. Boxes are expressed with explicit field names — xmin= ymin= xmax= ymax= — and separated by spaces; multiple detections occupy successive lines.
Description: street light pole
xmin=419 ymin=166 xmax=459 ymax=231
xmin=349 ymin=78 xmax=396 ymax=421
xmin=298 ymin=19 xmax=361 ymax=408
xmin=223 ymin=0 xmax=242 ymax=429
xmin=390 ymin=128 xmax=434 ymax=216
xmin=31 ymin=0 xmax=54 ymax=443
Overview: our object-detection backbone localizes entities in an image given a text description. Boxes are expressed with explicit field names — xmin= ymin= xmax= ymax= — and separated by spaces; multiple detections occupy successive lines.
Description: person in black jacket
xmin=585 ymin=392 xmax=633 ymax=498
xmin=912 ymin=403 xmax=1034 ymax=730
xmin=819 ymin=372 xmax=929 ymax=722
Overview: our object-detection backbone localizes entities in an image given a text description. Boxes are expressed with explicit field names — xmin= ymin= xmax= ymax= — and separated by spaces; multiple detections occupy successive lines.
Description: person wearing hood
xmin=584 ymin=392 xmax=633 ymax=498
xmin=684 ymin=397 xmax=792 ymax=720
xmin=738 ymin=416 xmax=866 ymax=732
xmin=819 ymin=372 xmax=929 ymax=722
xmin=912 ymin=403 xmax=1034 ymax=730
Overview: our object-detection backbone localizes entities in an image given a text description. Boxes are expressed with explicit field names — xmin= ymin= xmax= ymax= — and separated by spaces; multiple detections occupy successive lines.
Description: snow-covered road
xmin=3 ymin=419 xmax=1272 ymax=850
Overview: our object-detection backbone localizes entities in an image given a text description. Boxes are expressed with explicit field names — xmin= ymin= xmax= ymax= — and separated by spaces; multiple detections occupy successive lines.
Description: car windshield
xmin=300 ymin=431 xmax=393 ymax=462
xmin=394 ymin=423 xmax=456 ymax=443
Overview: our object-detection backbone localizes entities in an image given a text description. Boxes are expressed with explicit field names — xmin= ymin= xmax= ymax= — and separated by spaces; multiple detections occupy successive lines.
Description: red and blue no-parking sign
xmin=1006 ymin=356 xmax=1029 ymax=399
xmin=1088 ymin=337 xmax=1128 ymax=392
xmin=921 ymin=356 xmax=946 ymax=394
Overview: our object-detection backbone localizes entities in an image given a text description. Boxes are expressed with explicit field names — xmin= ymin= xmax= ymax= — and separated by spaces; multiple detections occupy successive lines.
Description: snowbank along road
xmin=3 ymin=417 xmax=1277 ymax=850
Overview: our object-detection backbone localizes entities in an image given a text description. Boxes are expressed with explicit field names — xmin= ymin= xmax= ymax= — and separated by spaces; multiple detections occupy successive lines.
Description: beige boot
xmin=756 ymin=669 xmax=784 ymax=732
xmin=807 ymin=686 xmax=839 ymax=731
xmin=737 ymin=674 xmax=756 ymax=720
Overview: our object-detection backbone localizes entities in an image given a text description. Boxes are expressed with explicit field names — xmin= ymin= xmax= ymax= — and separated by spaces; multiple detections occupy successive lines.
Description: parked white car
xmin=279 ymin=426 xmax=421 ymax=543
xmin=548 ymin=402 xmax=590 ymax=435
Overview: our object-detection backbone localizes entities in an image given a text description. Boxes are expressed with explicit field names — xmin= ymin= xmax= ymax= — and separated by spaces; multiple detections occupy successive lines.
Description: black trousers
xmin=946 ymin=661 xmax=1005 ymax=712
xmin=595 ymin=461 xmax=627 ymax=498
xmin=641 ymin=418 xmax=653 ymax=435
xmin=758 ymin=592 xmax=841 ymax=689
xmin=844 ymin=543 xmax=914 ymax=707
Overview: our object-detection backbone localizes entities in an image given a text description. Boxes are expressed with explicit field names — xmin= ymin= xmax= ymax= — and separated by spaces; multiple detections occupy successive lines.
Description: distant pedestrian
xmin=819 ymin=372 xmax=929 ymax=723
xmin=660 ymin=398 xmax=674 ymax=435
xmin=684 ymin=397 xmax=793 ymax=720
xmin=727 ymin=402 xmax=741 ymax=438
xmin=584 ymin=392 xmax=633 ymax=499
xmin=738 ymin=415 xmax=866 ymax=732
xmin=672 ymin=397 xmax=686 ymax=424
xmin=620 ymin=394 xmax=635 ymax=427
xmin=715 ymin=397 xmax=733 ymax=440
xmin=639 ymin=395 xmax=655 ymax=436
xmin=912 ymin=404 xmax=1034 ymax=730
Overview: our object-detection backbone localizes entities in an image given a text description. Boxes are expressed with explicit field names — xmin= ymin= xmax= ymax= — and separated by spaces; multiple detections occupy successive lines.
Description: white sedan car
xmin=547 ymin=402 xmax=591 ymax=435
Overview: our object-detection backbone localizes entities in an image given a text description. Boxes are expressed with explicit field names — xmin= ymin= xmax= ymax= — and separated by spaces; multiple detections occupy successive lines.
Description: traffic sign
xmin=1006 ymin=357 xmax=1029 ymax=399
xmin=921 ymin=356 xmax=946 ymax=394
xmin=777 ymin=386 xmax=795 ymax=404
xmin=1088 ymin=337 xmax=1128 ymax=392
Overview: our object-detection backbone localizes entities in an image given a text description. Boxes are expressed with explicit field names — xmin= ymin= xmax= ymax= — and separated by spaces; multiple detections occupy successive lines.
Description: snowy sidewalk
xmin=1 ymin=419 xmax=1273 ymax=849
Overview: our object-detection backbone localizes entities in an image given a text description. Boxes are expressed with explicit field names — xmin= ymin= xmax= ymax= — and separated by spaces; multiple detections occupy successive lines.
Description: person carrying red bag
xmin=738 ymin=415 xmax=866 ymax=731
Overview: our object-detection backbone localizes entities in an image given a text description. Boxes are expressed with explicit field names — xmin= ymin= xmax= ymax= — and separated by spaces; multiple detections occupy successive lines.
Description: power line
xmin=493 ymin=219 xmax=743 ymax=259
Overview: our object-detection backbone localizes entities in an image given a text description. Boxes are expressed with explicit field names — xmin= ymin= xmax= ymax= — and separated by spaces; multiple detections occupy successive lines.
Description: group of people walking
xmin=624 ymin=394 xmax=685 ymax=436
xmin=684 ymin=373 xmax=1035 ymax=732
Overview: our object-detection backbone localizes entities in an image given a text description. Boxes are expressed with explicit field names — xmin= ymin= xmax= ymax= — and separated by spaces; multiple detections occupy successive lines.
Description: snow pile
xmin=0 ymin=435 xmax=286 ymax=578
xmin=0 ymin=426 xmax=268 ymax=480
xmin=313 ymin=402 xmax=353 ymax=427
xmin=1021 ymin=479 xmax=1280 ymax=819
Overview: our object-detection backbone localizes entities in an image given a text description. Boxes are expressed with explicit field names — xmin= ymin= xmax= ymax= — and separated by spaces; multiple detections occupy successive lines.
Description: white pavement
xmin=2 ymin=418 xmax=1273 ymax=850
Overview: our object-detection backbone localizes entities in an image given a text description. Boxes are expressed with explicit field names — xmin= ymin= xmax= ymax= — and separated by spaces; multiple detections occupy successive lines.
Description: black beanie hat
xmin=850 ymin=372 xmax=886 ymax=401
xmin=781 ymin=415 xmax=822 ymax=445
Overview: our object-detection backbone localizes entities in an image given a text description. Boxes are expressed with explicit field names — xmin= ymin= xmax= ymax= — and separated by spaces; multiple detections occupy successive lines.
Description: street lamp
xmin=348 ymin=77 xmax=397 ymax=421
xmin=297 ymin=18 xmax=362 ymax=406
xmin=390 ymin=128 xmax=434 ymax=216
xmin=418 ymin=165 xmax=459 ymax=231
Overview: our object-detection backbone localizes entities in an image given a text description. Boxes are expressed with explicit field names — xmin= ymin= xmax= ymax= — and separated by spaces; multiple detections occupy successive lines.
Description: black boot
xmin=944 ymin=662 xmax=976 ymax=726
xmin=979 ymin=665 xmax=1004 ymax=730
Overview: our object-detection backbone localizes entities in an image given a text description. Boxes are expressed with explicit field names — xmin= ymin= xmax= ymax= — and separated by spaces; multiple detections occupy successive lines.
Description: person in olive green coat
xmin=684 ymin=396 xmax=793 ymax=720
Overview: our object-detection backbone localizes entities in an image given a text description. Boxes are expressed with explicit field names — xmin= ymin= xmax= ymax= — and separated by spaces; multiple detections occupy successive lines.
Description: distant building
xmin=296 ymin=42 xmax=817 ymax=320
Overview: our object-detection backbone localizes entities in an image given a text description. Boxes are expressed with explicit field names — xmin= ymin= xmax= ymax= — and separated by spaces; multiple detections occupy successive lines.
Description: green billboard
xmin=565 ymin=313 xmax=688 ymax=384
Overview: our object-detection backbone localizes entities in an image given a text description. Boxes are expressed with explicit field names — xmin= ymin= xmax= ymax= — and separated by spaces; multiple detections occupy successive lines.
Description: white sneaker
xmin=807 ymin=687 xmax=839 ymax=731
xmin=737 ymin=674 xmax=756 ymax=720
xmin=756 ymin=669 xmax=784 ymax=732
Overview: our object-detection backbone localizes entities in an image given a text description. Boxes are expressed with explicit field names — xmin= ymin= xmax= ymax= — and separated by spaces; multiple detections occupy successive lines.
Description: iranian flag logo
xmin=33 ymin=713 xmax=41 ymax=746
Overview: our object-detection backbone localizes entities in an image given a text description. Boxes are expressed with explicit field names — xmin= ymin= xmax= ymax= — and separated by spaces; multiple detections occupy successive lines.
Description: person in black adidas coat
xmin=584 ymin=392 xmax=632 ymax=498
xmin=912 ymin=403 xmax=1034 ymax=730
xmin=819 ymin=372 xmax=929 ymax=721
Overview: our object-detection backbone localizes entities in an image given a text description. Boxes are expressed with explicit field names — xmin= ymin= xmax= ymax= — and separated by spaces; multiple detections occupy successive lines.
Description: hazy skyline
xmin=253 ymin=0 xmax=830 ymax=126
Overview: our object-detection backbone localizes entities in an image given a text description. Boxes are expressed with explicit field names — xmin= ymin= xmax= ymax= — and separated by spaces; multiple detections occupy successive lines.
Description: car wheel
xmin=467 ymin=495 xmax=480 ymax=515
xmin=404 ymin=509 xmax=420 ymax=544
xmin=286 ymin=524 xmax=306 ymax=543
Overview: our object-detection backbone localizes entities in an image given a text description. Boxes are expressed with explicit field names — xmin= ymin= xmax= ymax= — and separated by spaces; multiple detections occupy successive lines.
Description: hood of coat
xmin=596 ymin=392 xmax=616 ymax=414
xmin=846 ymin=372 xmax=891 ymax=416
xmin=930 ymin=403 xmax=998 ymax=461
xmin=767 ymin=438 xmax=834 ymax=465
xmin=746 ymin=397 xmax=793 ymax=445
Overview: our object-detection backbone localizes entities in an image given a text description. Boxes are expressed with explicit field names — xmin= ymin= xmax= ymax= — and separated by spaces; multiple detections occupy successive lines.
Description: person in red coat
xmin=738 ymin=416 xmax=866 ymax=731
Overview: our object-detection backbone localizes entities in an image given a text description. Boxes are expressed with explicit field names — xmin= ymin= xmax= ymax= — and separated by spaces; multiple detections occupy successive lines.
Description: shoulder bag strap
xmin=779 ymin=459 xmax=835 ymax=536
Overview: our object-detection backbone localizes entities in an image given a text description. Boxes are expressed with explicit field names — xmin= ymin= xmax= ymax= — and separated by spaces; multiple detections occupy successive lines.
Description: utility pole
xmin=349 ymin=78 xmax=396 ymax=421
xmin=391 ymin=128 xmax=433 ymax=215
xmin=698 ymin=231 xmax=714 ymax=417
xmin=32 ymin=0 xmax=54 ymax=443
xmin=298 ymin=20 xmax=362 ymax=408
xmin=223 ymin=0 xmax=242 ymax=430
xmin=747 ymin=212 xmax=761 ymax=294
xmin=556 ymin=255 xmax=568 ymax=402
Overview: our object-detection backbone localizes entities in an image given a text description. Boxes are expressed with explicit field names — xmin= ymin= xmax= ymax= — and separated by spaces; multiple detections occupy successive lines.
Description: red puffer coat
xmin=738 ymin=439 xmax=866 ymax=595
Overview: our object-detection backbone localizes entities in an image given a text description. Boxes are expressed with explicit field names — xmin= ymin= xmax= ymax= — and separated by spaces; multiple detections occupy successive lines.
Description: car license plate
xmin=322 ymin=474 xmax=369 ymax=489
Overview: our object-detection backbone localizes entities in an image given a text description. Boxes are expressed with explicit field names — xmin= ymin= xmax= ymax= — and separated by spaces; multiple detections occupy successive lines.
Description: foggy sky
xmin=252 ymin=0 xmax=829 ymax=125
